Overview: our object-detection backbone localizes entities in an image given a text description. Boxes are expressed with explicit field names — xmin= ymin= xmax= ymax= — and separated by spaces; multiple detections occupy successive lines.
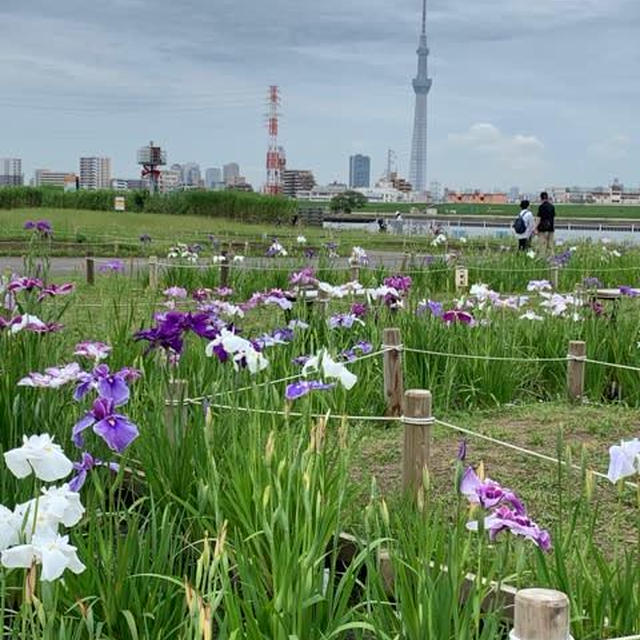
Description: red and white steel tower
xmin=265 ymin=85 xmax=284 ymax=195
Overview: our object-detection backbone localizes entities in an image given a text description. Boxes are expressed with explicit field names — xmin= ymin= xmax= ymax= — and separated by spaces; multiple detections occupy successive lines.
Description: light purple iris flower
xmin=37 ymin=282 xmax=75 ymax=302
xmin=99 ymin=260 xmax=125 ymax=274
xmin=72 ymin=397 xmax=139 ymax=453
xmin=8 ymin=277 xmax=43 ymax=293
xmin=74 ymin=341 xmax=111 ymax=362
xmin=285 ymin=380 xmax=335 ymax=400
xmin=17 ymin=362 xmax=83 ymax=389
xmin=68 ymin=452 xmax=120 ymax=492
xmin=467 ymin=505 xmax=551 ymax=551
xmin=328 ymin=313 xmax=364 ymax=329
xmin=460 ymin=467 xmax=525 ymax=514
xmin=163 ymin=286 xmax=188 ymax=299
xmin=290 ymin=268 xmax=317 ymax=287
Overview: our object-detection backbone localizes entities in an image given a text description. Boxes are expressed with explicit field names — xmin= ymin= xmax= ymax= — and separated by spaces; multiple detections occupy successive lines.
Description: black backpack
xmin=513 ymin=212 xmax=527 ymax=234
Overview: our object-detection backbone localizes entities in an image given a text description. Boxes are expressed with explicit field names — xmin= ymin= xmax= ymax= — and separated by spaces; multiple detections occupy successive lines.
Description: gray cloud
xmin=0 ymin=0 xmax=638 ymax=190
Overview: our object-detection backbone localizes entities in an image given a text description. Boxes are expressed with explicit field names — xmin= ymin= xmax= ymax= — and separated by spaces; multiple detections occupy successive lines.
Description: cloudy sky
xmin=1 ymin=0 xmax=638 ymax=192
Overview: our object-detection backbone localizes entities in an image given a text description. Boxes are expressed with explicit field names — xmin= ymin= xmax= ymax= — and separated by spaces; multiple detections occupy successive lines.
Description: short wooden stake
xmin=567 ymin=340 xmax=586 ymax=401
xmin=129 ymin=256 xmax=135 ymax=277
xmin=85 ymin=256 xmax=95 ymax=286
xmin=148 ymin=255 xmax=158 ymax=290
xmin=551 ymin=266 xmax=559 ymax=289
xmin=402 ymin=389 xmax=432 ymax=494
xmin=164 ymin=379 xmax=187 ymax=443
xmin=350 ymin=265 xmax=360 ymax=282
xmin=383 ymin=328 xmax=404 ymax=417
xmin=511 ymin=588 xmax=572 ymax=640
xmin=220 ymin=253 xmax=230 ymax=288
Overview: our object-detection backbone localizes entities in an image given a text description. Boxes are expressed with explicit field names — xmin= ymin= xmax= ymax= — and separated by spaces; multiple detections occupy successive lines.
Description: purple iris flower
xmin=350 ymin=303 xmax=368 ymax=318
xmin=619 ymin=285 xmax=640 ymax=297
xmin=192 ymin=288 xmax=212 ymax=302
xmin=74 ymin=341 xmax=111 ymax=362
xmin=417 ymin=299 xmax=444 ymax=317
xmin=214 ymin=287 xmax=233 ymax=298
xmin=341 ymin=340 xmax=373 ymax=362
xmin=74 ymin=364 xmax=139 ymax=404
xmin=549 ymin=250 xmax=572 ymax=268
xmin=24 ymin=220 xmax=36 ymax=230
xmin=72 ymin=396 xmax=139 ymax=453
xmin=460 ymin=467 xmax=525 ymax=515
xmin=68 ymin=452 xmax=120 ymax=492
xmin=304 ymin=248 xmax=315 ymax=259
xmin=292 ymin=355 xmax=311 ymax=366
xmin=99 ymin=260 xmax=125 ymax=274
xmin=285 ymin=380 xmax=335 ymax=400
xmin=383 ymin=275 xmax=412 ymax=293
xmin=37 ymin=282 xmax=75 ymax=301
xmin=442 ymin=309 xmax=474 ymax=325
xmin=24 ymin=220 xmax=52 ymax=237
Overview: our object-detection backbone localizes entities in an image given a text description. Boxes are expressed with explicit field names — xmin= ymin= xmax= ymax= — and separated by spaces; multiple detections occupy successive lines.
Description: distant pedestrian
xmin=513 ymin=199 xmax=535 ymax=251
xmin=536 ymin=191 xmax=556 ymax=254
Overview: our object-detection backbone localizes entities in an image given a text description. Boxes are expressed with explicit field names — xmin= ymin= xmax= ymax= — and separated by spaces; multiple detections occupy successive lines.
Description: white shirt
xmin=515 ymin=209 xmax=535 ymax=239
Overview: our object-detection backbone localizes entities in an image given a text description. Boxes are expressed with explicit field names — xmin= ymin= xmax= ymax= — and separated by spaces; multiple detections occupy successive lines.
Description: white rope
xmin=434 ymin=418 xmax=637 ymax=490
xmin=382 ymin=343 xmax=404 ymax=352
xmin=567 ymin=354 xmax=587 ymax=362
xmin=585 ymin=358 xmax=640 ymax=373
xmin=403 ymin=347 xmax=567 ymax=363
xmin=400 ymin=415 xmax=435 ymax=426
xmin=203 ymin=403 xmax=398 ymax=422
xmin=169 ymin=347 xmax=389 ymax=406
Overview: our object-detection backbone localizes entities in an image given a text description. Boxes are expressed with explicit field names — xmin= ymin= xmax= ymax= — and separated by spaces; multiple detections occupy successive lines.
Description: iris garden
xmin=1 ymin=220 xmax=640 ymax=638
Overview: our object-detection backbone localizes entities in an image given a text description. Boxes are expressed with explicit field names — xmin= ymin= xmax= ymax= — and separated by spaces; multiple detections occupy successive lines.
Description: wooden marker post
xmin=402 ymin=389 xmax=432 ymax=494
xmin=383 ymin=328 xmax=404 ymax=417
xmin=148 ymin=255 xmax=158 ymax=290
xmin=85 ymin=256 xmax=95 ymax=286
xmin=350 ymin=265 xmax=360 ymax=282
xmin=567 ymin=340 xmax=586 ymax=401
xmin=220 ymin=252 xmax=230 ymax=288
xmin=511 ymin=588 xmax=572 ymax=640
xmin=455 ymin=267 xmax=469 ymax=292
xmin=551 ymin=266 xmax=559 ymax=289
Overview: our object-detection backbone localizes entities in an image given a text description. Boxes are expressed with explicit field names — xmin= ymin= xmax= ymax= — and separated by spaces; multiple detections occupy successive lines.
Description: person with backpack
xmin=536 ymin=191 xmax=556 ymax=254
xmin=512 ymin=199 xmax=535 ymax=251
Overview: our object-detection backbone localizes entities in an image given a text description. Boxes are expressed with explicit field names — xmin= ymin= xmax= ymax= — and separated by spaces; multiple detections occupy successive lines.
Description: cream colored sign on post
xmin=114 ymin=196 xmax=126 ymax=212
xmin=455 ymin=267 xmax=468 ymax=290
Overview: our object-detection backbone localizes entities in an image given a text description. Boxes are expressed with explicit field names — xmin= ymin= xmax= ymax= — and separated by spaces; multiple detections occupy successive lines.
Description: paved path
xmin=1 ymin=251 xmax=414 ymax=277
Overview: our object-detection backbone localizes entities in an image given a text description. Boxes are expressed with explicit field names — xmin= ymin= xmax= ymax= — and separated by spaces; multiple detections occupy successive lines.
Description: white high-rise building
xmin=205 ymin=167 xmax=222 ymax=189
xmin=79 ymin=157 xmax=112 ymax=190
xmin=223 ymin=162 xmax=240 ymax=185
xmin=0 ymin=158 xmax=23 ymax=185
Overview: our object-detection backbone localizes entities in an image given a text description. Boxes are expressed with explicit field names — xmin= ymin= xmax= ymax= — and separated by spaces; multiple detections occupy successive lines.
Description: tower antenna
xmin=265 ymin=85 xmax=284 ymax=195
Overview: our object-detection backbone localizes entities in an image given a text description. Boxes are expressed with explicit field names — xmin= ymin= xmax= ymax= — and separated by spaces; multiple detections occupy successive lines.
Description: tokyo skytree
xmin=409 ymin=0 xmax=432 ymax=193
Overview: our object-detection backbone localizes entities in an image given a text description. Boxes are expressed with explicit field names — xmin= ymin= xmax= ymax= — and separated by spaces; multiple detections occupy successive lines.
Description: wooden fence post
xmin=567 ymin=340 xmax=586 ymax=401
xmin=383 ymin=328 xmax=404 ymax=417
xmin=350 ymin=265 xmax=360 ymax=282
xmin=551 ymin=266 xmax=559 ymax=289
xmin=220 ymin=252 xmax=230 ymax=288
xmin=164 ymin=379 xmax=188 ymax=443
xmin=85 ymin=256 xmax=95 ymax=286
xmin=511 ymin=588 xmax=572 ymax=640
xmin=402 ymin=389 xmax=432 ymax=494
xmin=148 ymin=255 xmax=158 ymax=290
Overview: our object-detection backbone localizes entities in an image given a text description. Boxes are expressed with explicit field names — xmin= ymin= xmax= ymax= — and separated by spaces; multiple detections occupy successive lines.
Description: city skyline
xmin=0 ymin=0 xmax=638 ymax=192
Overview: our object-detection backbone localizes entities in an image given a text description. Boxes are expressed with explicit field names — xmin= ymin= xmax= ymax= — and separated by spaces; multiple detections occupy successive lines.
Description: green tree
xmin=329 ymin=190 xmax=367 ymax=213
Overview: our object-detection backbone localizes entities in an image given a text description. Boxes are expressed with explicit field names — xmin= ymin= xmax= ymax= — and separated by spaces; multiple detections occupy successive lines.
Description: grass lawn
xmin=363 ymin=201 xmax=640 ymax=219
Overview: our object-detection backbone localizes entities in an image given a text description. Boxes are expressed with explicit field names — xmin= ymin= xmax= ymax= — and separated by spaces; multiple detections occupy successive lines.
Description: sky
xmin=0 ymin=0 xmax=638 ymax=192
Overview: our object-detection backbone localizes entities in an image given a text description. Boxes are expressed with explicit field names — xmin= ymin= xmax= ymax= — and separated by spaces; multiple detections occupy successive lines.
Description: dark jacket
xmin=537 ymin=200 xmax=555 ymax=232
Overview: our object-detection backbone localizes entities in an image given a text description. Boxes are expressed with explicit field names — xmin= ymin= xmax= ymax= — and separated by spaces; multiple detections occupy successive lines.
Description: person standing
xmin=513 ymin=199 xmax=535 ymax=250
xmin=536 ymin=191 xmax=556 ymax=254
